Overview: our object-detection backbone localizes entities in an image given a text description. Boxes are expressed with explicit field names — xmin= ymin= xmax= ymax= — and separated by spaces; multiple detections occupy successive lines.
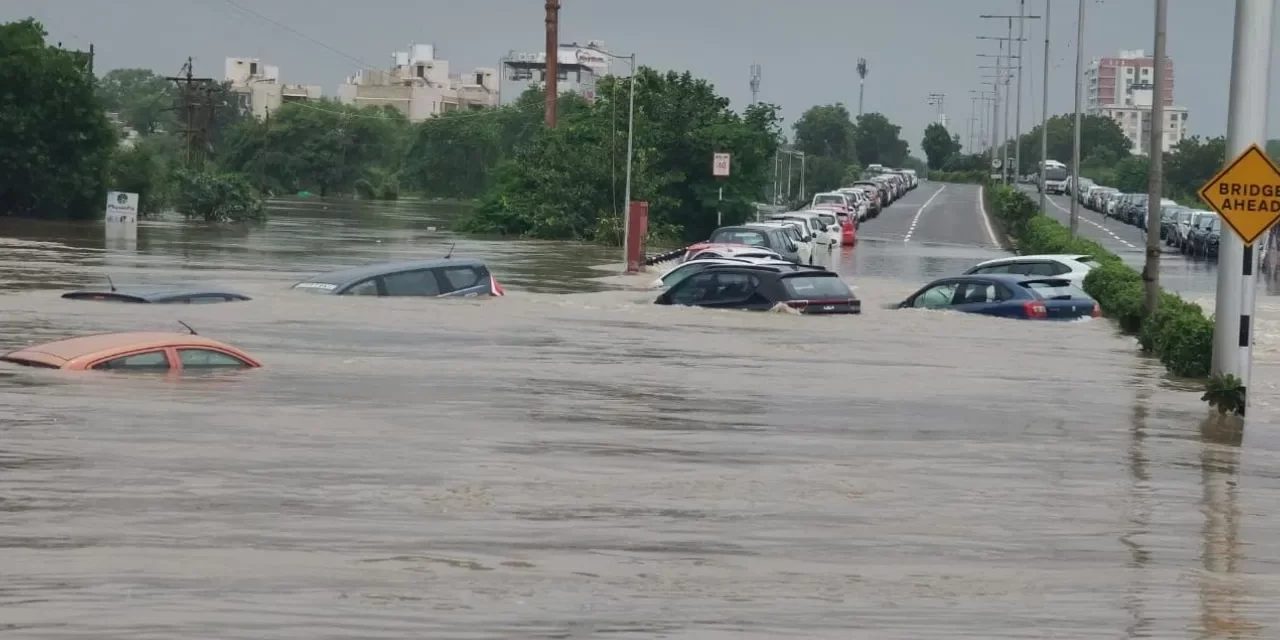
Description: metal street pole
xmin=786 ymin=150 xmax=793 ymax=202
xmin=1004 ymin=18 xmax=1012 ymax=183
xmin=622 ymin=53 xmax=636 ymax=270
xmin=1212 ymin=0 xmax=1275 ymax=413
xmin=1143 ymin=0 xmax=1168 ymax=315
xmin=799 ymin=152 xmax=806 ymax=201
xmin=1015 ymin=1 xmax=1026 ymax=179
xmin=994 ymin=45 xmax=1002 ymax=168
xmin=1040 ymin=0 xmax=1051 ymax=216
xmin=1069 ymin=0 xmax=1085 ymax=238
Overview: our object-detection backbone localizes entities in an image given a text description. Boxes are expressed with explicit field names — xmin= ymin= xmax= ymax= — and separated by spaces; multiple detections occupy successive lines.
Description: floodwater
xmin=4 ymin=192 xmax=1280 ymax=639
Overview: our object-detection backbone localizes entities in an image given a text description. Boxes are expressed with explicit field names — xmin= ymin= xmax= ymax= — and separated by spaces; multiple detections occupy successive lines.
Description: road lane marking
xmin=903 ymin=185 xmax=947 ymax=242
xmin=977 ymin=186 xmax=999 ymax=246
xmin=1045 ymin=196 xmax=1137 ymax=249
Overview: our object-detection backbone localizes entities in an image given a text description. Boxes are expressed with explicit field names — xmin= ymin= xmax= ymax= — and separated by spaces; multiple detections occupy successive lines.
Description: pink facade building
xmin=1085 ymin=49 xmax=1188 ymax=154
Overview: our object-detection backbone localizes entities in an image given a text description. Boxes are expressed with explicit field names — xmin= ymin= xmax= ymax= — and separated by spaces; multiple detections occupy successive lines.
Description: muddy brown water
xmin=3 ymin=194 xmax=1280 ymax=638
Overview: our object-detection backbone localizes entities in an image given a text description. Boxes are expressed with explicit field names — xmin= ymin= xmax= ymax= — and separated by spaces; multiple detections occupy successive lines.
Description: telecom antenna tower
xmin=856 ymin=58 xmax=868 ymax=116
xmin=927 ymin=91 xmax=946 ymax=125
xmin=749 ymin=64 xmax=762 ymax=105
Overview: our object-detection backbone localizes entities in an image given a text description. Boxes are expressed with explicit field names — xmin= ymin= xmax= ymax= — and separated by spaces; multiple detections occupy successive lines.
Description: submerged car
xmin=706 ymin=225 xmax=804 ymax=263
xmin=293 ymin=258 xmax=504 ymax=297
xmin=655 ymin=263 xmax=861 ymax=314
xmin=650 ymin=257 xmax=792 ymax=289
xmin=1 ymin=331 xmax=261 ymax=371
xmin=61 ymin=284 xmax=251 ymax=304
xmin=962 ymin=254 xmax=1101 ymax=288
xmin=899 ymin=274 xmax=1100 ymax=320
xmin=681 ymin=243 xmax=784 ymax=263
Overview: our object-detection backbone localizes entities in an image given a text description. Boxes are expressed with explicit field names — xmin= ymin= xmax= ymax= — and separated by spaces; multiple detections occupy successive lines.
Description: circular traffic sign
xmin=991 ymin=158 xmax=1003 ymax=169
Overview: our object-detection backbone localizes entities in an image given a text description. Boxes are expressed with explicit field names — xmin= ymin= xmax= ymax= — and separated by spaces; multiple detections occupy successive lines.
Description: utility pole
xmin=544 ymin=0 xmax=560 ymax=128
xmin=971 ymin=90 xmax=994 ymax=154
xmin=165 ymin=57 xmax=215 ymax=168
xmin=1143 ymin=0 xmax=1169 ymax=315
xmin=1211 ymin=0 xmax=1274 ymax=413
xmin=1040 ymin=0 xmax=1052 ymax=216
xmin=967 ymin=95 xmax=977 ymax=153
xmin=856 ymin=58 xmax=868 ymax=116
xmin=749 ymin=64 xmax=762 ymax=105
xmin=1069 ymin=0 xmax=1085 ymax=238
xmin=260 ymin=106 xmax=270 ymax=194
xmin=978 ymin=31 xmax=1027 ymax=182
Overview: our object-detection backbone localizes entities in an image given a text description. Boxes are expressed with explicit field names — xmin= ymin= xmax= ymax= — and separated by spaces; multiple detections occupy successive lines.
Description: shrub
xmin=929 ymin=170 xmax=987 ymax=184
xmin=172 ymin=168 xmax=266 ymax=222
xmin=985 ymin=183 xmax=1213 ymax=380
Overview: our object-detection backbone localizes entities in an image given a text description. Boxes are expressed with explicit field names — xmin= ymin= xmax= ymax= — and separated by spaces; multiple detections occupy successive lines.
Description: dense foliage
xmin=789 ymin=104 xmax=914 ymax=195
xmin=461 ymin=70 xmax=784 ymax=242
xmin=0 ymin=19 xmax=116 ymax=220
xmin=172 ymin=168 xmax=266 ymax=222
xmin=921 ymin=122 xmax=962 ymax=170
xmin=984 ymin=184 xmax=1213 ymax=379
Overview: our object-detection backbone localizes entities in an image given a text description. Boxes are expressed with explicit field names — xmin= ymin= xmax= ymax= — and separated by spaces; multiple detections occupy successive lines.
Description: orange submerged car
xmin=1 ymin=332 xmax=261 ymax=371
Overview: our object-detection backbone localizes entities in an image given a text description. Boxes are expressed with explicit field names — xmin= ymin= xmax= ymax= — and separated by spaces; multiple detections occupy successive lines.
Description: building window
xmin=250 ymin=62 xmax=259 ymax=75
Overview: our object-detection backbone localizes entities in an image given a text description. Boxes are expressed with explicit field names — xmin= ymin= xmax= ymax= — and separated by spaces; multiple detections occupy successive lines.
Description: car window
xmin=702 ymin=272 xmax=757 ymax=302
xmin=178 ymin=348 xmax=250 ymax=368
xmin=781 ymin=275 xmax=852 ymax=299
xmin=92 ymin=350 xmax=170 ymax=370
xmin=184 ymin=295 xmax=232 ymax=304
xmin=440 ymin=267 xmax=481 ymax=292
xmin=778 ymin=232 xmax=798 ymax=252
xmin=912 ymin=283 xmax=958 ymax=309
xmin=343 ymin=278 xmax=380 ymax=296
xmin=668 ymin=272 xmax=719 ymax=305
xmin=662 ymin=263 xmax=713 ymax=288
xmin=382 ymin=270 xmax=441 ymax=296
xmin=1017 ymin=262 xmax=1058 ymax=276
xmin=1023 ymin=281 xmax=1089 ymax=300
xmin=954 ymin=282 xmax=1009 ymax=304
xmin=973 ymin=263 xmax=1014 ymax=274
xmin=709 ymin=229 xmax=769 ymax=247
xmin=817 ymin=214 xmax=836 ymax=227
xmin=1047 ymin=261 xmax=1072 ymax=276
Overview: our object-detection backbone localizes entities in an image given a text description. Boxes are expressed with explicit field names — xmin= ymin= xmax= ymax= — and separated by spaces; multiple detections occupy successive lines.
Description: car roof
xmin=296 ymin=258 xmax=487 ymax=288
xmin=700 ymin=263 xmax=833 ymax=275
xmin=934 ymin=273 xmax=1075 ymax=286
xmin=972 ymin=253 xmax=1093 ymax=267
xmin=4 ymin=331 xmax=240 ymax=366
xmin=61 ymin=284 xmax=250 ymax=302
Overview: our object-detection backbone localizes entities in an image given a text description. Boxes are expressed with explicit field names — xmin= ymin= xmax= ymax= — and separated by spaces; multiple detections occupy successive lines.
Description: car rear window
xmin=710 ymin=230 xmax=768 ymax=247
xmin=1021 ymin=280 xmax=1089 ymax=300
xmin=817 ymin=214 xmax=836 ymax=226
xmin=780 ymin=275 xmax=853 ymax=299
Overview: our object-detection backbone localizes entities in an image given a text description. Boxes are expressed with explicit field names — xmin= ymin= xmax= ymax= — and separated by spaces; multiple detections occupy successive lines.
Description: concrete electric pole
xmin=544 ymin=0 xmax=560 ymax=128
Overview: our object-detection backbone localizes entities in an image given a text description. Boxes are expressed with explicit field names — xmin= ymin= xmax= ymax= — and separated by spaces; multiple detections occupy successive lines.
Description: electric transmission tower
xmin=749 ymin=64 xmax=761 ymax=105
xmin=927 ymin=92 xmax=946 ymax=125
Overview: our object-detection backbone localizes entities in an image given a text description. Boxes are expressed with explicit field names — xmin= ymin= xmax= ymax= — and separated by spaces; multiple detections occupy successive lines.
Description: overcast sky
xmin=9 ymin=0 xmax=1280 ymax=155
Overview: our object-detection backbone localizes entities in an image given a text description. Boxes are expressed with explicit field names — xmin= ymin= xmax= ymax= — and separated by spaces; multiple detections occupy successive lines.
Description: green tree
xmin=852 ymin=112 xmax=909 ymax=167
xmin=98 ymin=68 xmax=177 ymax=134
xmin=218 ymin=100 xmax=408 ymax=196
xmin=1015 ymin=114 xmax=1132 ymax=174
xmin=1164 ymin=136 xmax=1225 ymax=200
xmin=0 ymin=19 xmax=116 ymax=220
xmin=792 ymin=104 xmax=857 ymax=161
xmin=921 ymin=122 xmax=961 ymax=170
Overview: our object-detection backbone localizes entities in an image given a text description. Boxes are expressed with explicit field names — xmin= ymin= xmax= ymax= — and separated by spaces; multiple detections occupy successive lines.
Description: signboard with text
xmin=105 ymin=191 xmax=138 ymax=243
xmin=1197 ymin=144 xmax=1280 ymax=245
xmin=713 ymin=153 xmax=731 ymax=178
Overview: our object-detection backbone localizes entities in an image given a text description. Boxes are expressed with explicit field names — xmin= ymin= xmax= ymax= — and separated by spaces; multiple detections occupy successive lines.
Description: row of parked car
xmin=1065 ymin=177 xmax=1224 ymax=259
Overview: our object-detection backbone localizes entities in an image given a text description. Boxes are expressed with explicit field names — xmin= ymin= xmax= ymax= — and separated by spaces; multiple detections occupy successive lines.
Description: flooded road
xmin=4 ymin=191 xmax=1280 ymax=638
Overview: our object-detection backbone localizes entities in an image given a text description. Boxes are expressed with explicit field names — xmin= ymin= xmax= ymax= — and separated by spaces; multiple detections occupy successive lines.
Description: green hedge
xmin=930 ymin=170 xmax=988 ymax=184
xmin=984 ymin=184 xmax=1213 ymax=378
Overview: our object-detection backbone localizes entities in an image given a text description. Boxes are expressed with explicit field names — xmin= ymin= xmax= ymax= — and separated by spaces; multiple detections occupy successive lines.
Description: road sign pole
xmin=1211 ymin=0 xmax=1276 ymax=414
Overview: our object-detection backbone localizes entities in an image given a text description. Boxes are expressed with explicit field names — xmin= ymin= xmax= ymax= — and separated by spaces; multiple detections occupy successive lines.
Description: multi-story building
xmin=1085 ymin=49 xmax=1188 ymax=154
xmin=336 ymin=44 xmax=499 ymax=121
xmin=499 ymin=40 xmax=613 ymax=104
xmin=225 ymin=57 xmax=322 ymax=120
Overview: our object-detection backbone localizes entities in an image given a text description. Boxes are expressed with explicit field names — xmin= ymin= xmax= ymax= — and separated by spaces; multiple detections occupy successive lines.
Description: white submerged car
xmin=649 ymin=257 xmax=792 ymax=290
xmin=961 ymin=254 xmax=1103 ymax=289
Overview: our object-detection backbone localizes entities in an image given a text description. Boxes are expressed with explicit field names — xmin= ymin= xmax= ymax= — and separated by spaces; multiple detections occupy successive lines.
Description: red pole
xmin=544 ymin=0 xmax=560 ymax=128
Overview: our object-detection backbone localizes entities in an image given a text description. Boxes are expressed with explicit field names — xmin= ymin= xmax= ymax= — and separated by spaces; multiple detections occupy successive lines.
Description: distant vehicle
xmin=682 ymin=243 xmax=784 ymax=262
xmin=61 ymin=284 xmax=251 ymax=304
xmin=655 ymin=263 xmax=861 ymax=314
xmin=1 ymin=330 xmax=261 ymax=371
xmin=898 ymin=274 xmax=1100 ymax=320
xmin=293 ymin=258 xmax=504 ymax=297
xmin=1039 ymin=160 xmax=1068 ymax=194
xmin=768 ymin=211 xmax=840 ymax=248
xmin=649 ymin=257 xmax=792 ymax=290
xmin=836 ymin=188 xmax=871 ymax=220
xmin=962 ymin=253 xmax=1102 ymax=288
xmin=707 ymin=225 xmax=804 ymax=263
xmin=743 ymin=221 xmax=814 ymax=265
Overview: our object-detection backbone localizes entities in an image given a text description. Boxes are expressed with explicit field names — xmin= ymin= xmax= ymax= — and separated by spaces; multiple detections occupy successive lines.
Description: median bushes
xmin=930 ymin=170 xmax=988 ymax=184
xmin=985 ymin=183 xmax=1213 ymax=378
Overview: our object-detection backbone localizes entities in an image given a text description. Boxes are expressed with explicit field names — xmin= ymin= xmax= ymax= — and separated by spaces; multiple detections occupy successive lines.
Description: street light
xmin=982 ymin=9 xmax=1042 ymax=182
xmin=1069 ymin=0 xmax=1085 ymax=238
xmin=588 ymin=44 xmax=638 ymax=268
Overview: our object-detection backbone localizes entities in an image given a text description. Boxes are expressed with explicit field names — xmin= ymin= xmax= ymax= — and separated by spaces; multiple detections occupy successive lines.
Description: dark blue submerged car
xmin=898 ymin=273 xmax=1099 ymax=320
xmin=62 ymin=285 xmax=250 ymax=304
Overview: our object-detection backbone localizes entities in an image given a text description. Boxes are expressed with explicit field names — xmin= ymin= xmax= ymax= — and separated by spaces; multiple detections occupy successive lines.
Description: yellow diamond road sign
xmin=1198 ymin=143 xmax=1280 ymax=246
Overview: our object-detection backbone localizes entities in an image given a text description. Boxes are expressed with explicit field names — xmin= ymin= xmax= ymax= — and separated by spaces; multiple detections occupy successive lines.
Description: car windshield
xmin=1022 ymin=281 xmax=1089 ymax=300
xmin=813 ymin=195 xmax=843 ymax=205
xmin=709 ymin=229 xmax=768 ymax=247
xmin=780 ymin=275 xmax=853 ymax=299
xmin=1044 ymin=166 xmax=1068 ymax=181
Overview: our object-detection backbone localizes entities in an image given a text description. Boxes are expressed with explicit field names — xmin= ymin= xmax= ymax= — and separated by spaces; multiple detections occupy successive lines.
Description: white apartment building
xmin=337 ymin=44 xmax=499 ymax=122
xmin=500 ymin=40 xmax=613 ymax=104
xmin=225 ymin=57 xmax=322 ymax=119
xmin=1085 ymin=49 xmax=1188 ymax=154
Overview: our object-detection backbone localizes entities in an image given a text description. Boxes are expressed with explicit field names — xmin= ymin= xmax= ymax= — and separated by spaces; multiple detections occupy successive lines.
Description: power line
xmin=211 ymin=0 xmax=383 ymax=73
